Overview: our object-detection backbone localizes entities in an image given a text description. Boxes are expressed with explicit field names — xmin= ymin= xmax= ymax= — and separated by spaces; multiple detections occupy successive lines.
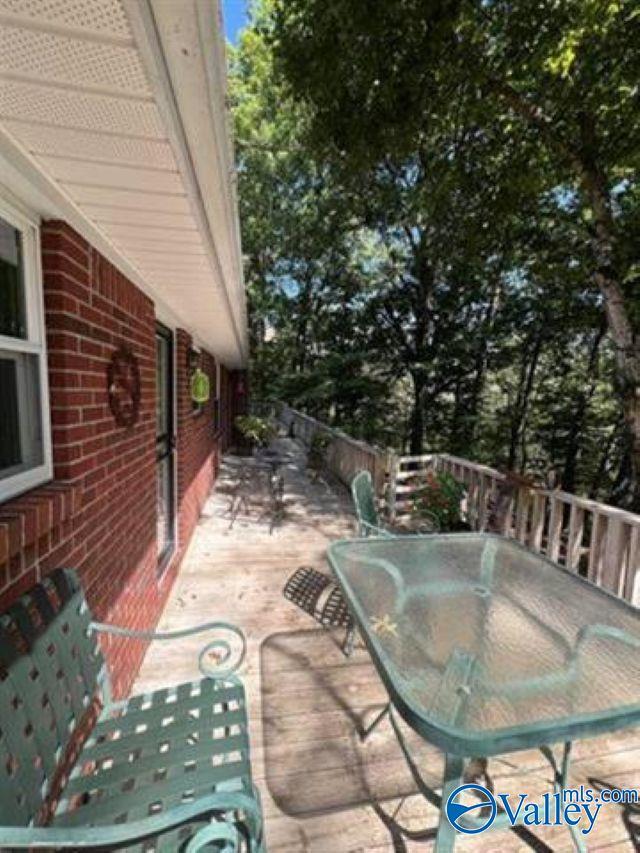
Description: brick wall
xmin=175 ymin=329 xmax=220 ymax=562
xmin=0 ymin=221 xmax=229 ymax=697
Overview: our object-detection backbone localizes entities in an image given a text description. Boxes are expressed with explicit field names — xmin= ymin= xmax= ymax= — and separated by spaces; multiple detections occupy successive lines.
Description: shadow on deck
xmin=135 ymin=438 xmax=640 ymax=852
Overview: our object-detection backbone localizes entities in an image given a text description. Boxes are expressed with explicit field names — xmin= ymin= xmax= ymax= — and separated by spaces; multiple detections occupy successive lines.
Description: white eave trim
xmin=122 ymin=0 xmax=248 ymax=366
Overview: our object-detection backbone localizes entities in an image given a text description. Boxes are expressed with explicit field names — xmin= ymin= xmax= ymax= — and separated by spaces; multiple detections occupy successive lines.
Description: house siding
xmin=0 ymin=220 xmax=237 ymax=697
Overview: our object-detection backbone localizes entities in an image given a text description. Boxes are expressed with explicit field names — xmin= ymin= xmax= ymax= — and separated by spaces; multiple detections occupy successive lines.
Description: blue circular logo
xmin=446 ymin=783 xmax=497 ymax=834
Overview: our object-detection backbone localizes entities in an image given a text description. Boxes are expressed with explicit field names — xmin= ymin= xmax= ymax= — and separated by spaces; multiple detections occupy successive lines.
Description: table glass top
xmin=328 ymin=534 xmax=640 ymax=751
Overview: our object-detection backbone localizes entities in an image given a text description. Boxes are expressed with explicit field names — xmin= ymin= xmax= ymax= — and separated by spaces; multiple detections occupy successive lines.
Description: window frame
xmin=0 ymin=195 xmax=53 ymax=503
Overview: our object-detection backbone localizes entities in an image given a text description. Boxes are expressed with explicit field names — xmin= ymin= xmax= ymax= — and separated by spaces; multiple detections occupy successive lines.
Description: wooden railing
xmin=269 ymin=405 xmax=640 ymax=606
xmin=277 ymin=404 xmax=388 ymax=493
xmin=389 ymin=451 xmax=640 ymax=606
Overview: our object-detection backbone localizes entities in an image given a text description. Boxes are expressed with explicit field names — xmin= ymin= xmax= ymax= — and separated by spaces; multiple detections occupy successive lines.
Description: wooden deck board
xmin=135 ymin=438 xmax=640 ymax=851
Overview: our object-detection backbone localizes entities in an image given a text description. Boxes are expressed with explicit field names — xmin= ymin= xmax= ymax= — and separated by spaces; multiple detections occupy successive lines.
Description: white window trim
xmin=0 ymin=195 xmax=52 ymax=503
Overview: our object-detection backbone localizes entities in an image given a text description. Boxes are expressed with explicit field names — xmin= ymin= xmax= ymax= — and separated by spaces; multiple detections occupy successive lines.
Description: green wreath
xmin=190 ymin=368 xmax=210 ymax=403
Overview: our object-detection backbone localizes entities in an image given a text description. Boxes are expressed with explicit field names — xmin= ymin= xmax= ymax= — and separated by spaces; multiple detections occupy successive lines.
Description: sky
xmin=222 ymin=0 xmax=249 ymax=44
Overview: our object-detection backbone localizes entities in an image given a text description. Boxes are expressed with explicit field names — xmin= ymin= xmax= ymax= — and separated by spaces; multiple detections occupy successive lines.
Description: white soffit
xmin=0 ymin=0 xmax=247 ymax=367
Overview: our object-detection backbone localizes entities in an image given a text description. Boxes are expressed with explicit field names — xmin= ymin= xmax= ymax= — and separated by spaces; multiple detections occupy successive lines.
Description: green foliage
xmin=310 ymin=431 xmax=331 ymax=454
xmin=411 ymin=471 xmax=467 ymax=532
xmin=234 ymin=415 xmax=276 ymax=447
xmin=230 ymin=0 xmax=640 ymax=507
xmin=307 ymin=430 xmax=332 ymax=470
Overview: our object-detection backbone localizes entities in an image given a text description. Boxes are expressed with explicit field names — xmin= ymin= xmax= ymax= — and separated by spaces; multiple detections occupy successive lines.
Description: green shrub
xmin=411 ymin=470 xmax=467 ymax=531
xmin=308 ymin=431 xmax=332 ymax=470
xmin=234 ymin=415 xmax=276 ymax=447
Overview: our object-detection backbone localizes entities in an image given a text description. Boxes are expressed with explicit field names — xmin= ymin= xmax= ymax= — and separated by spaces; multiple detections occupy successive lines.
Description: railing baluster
xmin=547 ymin=497 xmax=563 ymax=562
xmin=601 ymin=518 xmax=628 ymax=596
xmin=530 ymin=492 xmax=546 ymax=552
xmin=566 ymin=504 xmax=585 ymax=571
xmin=278 ymin=405 xmax=640 ymax=602
xmin=624 ymin=525 xmax=640 ymax=605
xmin=588 ymin=512 xmax=606 ymax=585
xmin=515 ymin=486 xmax=530 ymax=543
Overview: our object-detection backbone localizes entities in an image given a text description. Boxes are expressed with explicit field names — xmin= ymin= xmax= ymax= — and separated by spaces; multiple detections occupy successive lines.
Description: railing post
xmin=277 ymin=402 xmax=640 ymax=605
xmin=547 ymin=496 xmax=564 ymax=562
xmin=566 ymin=504 xmax=585 ymax=571
xmin=601 ymin=518 xmax=627 ymax=596
xmin=387 ymin=450 xmax=399 ymax=522
xmin=515 ymin=485 xmax=531 ymax=543
xmin=624 ymin=525 xmax=640 ymax=604
xmin=530 ymin=492 xmax=546 ymax=552
xmin=588 ymin=511 xmax=606 ymax=584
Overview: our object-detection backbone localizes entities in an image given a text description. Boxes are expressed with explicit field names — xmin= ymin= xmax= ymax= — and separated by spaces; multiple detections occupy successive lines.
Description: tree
xmin=271 ymin=0 xmax=640 ymax=504
xmin=229 ymin=12 xmax=393 ymax=431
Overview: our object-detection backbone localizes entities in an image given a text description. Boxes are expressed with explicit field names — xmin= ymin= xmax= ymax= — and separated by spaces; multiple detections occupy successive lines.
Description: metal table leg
xmin=551 ymin=741 xmax=587 ymax=853
xmin=435 ymin=752 xmax=466 ymax=851
xmin=360 ymin=703 xmax=390 ymax=742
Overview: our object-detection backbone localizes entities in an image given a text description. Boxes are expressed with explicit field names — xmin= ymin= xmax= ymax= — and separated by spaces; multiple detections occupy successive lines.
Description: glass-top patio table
xmin=327 ymin=533 xmax=640 ymax=851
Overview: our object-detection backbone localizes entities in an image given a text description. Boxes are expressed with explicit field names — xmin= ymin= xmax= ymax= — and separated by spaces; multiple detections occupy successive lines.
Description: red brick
xmin=81 ymin=405 xmax=106 ymax=422
xmin=0 ymin=526 xmax=8 ymax=565
xmin=0 ymin=220 xmax=240 ymax=700
xmin=47 ymin=332 xmax=79 ymax=352
xmin=51 ymin=408 xmax=81 ymax=426
xmin=0 ymin=568 xmax=37 ymax=602
xmin=80 ymin=339 xmax=104 ymax=357
xmin=50 ymin=389 xmax=94 ymax=408
xmin=43 ymin=268 xmax=90 ymax=296
xmin=44 ymin=292 xmax=78 ymax=314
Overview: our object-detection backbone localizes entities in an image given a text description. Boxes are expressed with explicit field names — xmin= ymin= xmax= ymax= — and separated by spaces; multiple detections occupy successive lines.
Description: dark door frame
xmin=156 ymin=322 xmax=176 ymax=574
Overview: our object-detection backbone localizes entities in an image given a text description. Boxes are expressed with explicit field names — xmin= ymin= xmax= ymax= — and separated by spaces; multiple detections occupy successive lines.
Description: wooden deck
xmin=135 ymin=438 xmax=640 ymax=852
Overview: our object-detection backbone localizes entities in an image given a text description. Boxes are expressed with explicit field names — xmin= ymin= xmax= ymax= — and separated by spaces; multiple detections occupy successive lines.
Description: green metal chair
xmin=351 ymin=470 xmax=439 ymax=537
xmin=346 ymin=470 xmax=439 ymax=659
xmin=351 ymin=470 xmax=392 ymax=537
xmin=0 ymin=568 xmax=264 ymax=852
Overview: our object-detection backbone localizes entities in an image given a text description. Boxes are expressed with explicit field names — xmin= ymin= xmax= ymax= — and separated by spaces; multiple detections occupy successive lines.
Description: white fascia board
xmin=124 ymin=0 xmax=248 ymax=367
xmin=196 ymin=0 xmax=247 ymax=326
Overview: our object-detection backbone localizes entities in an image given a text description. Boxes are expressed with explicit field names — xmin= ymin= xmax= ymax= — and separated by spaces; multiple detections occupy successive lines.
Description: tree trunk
xmin=577 ymin=143 xmax=640 ymax=508
xmin=409 ymin=371 xmax=425 ymax=455
xmin=485 ymin=80 xmax=640 ymax=506
xmin=507 ymin=328 xmax=543 ymax=470
xmin=561 ymin=322 xmax=606 ymax=494
xmin=589 ymin=422 xmax=619 ymax=500
xmin=463 ymin=280 xmax=500 ymax=450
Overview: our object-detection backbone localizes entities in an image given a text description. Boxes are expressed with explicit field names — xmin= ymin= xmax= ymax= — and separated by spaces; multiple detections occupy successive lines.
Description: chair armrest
xmin=0 ymin=790 xmax=259 ymax=849
xmin=89 ymin=619 xmax=246 ymax=679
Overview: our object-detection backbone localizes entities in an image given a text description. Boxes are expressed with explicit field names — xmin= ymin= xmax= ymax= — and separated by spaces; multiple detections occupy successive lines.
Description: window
xmin=0 ymin=197 xmax=52 ymax=502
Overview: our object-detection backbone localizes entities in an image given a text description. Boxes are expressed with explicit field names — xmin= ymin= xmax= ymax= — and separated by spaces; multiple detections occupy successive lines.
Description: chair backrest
xmin=0 ymin=569 xmax=106 ymax=826
xmin=351 ymin=470 xmax=379 ymax=534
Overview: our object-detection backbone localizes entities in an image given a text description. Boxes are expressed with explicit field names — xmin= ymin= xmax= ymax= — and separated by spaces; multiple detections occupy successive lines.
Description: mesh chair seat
xmin=51 ymin=677 xmax=253 ymax=852
xmin=283 ymin=566 xmax=353 ymax=630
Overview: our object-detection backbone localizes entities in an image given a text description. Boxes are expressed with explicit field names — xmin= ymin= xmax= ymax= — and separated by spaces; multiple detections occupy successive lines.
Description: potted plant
xmin=234 ymin=415 xmax=276 ymax=453
xmin=411 ymin=470 xmax=468 ymax=532
xmin=307 ymin=431 xmax=332 ymax=475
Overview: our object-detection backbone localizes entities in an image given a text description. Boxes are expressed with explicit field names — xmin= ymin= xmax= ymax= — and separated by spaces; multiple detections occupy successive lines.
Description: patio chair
xmin=281 ymin=473 xmax=372 ymax=656
xmin=283 ymin=472 xmax=440 ymax=659
xmin=0 ymin=568 xmax=264 ymax=852
xmin=351 ymin=469 xmax=439 ymax=536
xmin=282 ymin=566 xmax=354 ymax=656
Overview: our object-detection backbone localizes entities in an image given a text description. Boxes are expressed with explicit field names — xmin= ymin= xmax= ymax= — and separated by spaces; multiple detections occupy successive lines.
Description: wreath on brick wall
xmin=107 ymin=346 xmax=141 ymax=428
